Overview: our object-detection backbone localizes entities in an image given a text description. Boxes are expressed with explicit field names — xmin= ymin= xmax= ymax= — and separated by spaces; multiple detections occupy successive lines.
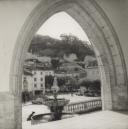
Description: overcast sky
xmin=37 ymin=12 xmax=89 ymax=41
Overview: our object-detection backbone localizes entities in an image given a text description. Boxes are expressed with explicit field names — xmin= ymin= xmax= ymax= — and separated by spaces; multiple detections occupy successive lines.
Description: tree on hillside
xmin=51 ymin=58 xmax=61 ymax=70
xmin=57 ymin=77 xmax=66 ymax=87
xmin=28 ymin=34 xmax=95 ymax=61
xmin=45 ymin=75 xmax=54 ymax=89
xmin=60 ymin=34 xmax=95 ymax=60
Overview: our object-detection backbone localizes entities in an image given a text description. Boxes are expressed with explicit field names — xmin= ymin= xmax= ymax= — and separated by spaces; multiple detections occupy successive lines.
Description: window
xmin=41 ymin=84 xmax=43 ymax=87
xmin=34 ymin=71 xmax=36 ymax=74
xmin=41 ymin=78 xmax=43 ymax=81
xmin=40 ymin=72 xmax=42 ymax=75
xmin=34 ymin=84 xmax=37 ymax=88
xmin=34 ymin=78 xmax=37 ymax=81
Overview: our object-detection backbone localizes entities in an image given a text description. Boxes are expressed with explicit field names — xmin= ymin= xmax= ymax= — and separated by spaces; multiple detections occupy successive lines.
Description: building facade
xmin=22 ymin=68 xmax=54 ymax=95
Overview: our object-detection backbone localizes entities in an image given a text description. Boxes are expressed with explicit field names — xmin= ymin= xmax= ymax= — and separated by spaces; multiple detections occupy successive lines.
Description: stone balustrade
xmin=64 ymin=99 xmax=102 ymax=114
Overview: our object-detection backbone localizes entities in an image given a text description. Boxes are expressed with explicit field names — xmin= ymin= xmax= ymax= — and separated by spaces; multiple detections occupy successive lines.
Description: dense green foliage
xmin=29 ymin=34 xmax=95 ymax=61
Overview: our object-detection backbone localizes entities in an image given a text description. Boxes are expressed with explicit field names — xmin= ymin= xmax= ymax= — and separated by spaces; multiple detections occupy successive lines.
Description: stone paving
xmin=23 ymin=111 xmax=128 ymax=129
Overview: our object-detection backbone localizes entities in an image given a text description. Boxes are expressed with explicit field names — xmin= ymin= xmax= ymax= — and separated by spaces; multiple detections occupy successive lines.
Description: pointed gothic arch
xmin=10 ymin=0 xmax=127 ymax=128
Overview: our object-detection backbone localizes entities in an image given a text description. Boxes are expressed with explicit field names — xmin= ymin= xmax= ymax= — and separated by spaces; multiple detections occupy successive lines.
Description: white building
xmin=84 ymin=66 xmax=100 ymax=81
xmin=84 ymin=57 xmax=100 ymax=81
xmin=22 ymin=68 xmax=54 ymax=95
xmin=32 ymin=69 xmax=54 ymax=95
xmin=63 ymin=53 xmax=77 ymax=62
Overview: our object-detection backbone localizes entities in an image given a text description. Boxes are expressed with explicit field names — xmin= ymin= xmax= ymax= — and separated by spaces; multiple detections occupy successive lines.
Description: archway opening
xmin=22 ymin=11 xmax=104 ymax=128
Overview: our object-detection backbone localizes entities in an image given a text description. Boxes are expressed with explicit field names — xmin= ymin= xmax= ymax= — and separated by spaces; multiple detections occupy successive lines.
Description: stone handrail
xmin=63 ymin=99 xmax=102 ymax=114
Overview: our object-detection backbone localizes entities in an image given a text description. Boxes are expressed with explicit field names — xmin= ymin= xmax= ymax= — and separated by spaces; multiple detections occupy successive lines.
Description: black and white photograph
xmin=0 ymin=1 xmax=128 ymax=129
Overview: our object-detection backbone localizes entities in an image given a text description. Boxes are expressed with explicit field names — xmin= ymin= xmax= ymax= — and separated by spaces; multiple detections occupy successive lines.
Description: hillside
xmin=28 ymin=34 xmax=95 ymax=61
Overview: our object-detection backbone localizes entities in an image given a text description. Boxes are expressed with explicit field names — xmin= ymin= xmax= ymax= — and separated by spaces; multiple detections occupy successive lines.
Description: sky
xmin=37 ymin=12 xmax=89 ymax=41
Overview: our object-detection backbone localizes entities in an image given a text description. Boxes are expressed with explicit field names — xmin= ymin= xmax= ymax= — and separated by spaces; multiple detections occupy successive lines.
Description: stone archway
xmin=10 ymin=0 xmax=127 ymax=128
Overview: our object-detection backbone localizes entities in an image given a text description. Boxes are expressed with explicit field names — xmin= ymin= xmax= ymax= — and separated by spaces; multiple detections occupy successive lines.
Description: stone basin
xmin=31 ymin=112 xmax=75 ymax=125
xmin=43 ymin=98 xmax=70 ymax=121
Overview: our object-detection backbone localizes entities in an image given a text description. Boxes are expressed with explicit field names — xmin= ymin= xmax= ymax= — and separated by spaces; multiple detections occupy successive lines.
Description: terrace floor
xmin=23 ymin=110 xmax=128 ymax=129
